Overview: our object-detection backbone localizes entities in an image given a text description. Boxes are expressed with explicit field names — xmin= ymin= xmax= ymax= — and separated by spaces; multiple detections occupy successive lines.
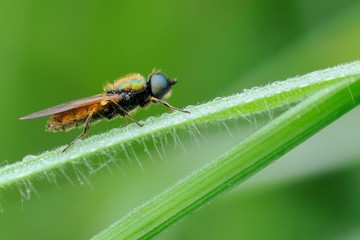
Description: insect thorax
xmin=119 ymin=90 xmax=150 ymax=112
xmin=104 ymin=73 xmax=147 ymax=93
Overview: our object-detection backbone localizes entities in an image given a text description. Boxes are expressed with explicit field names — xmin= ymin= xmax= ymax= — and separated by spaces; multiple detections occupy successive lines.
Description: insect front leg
xmin=149 ymin=97 xmax=190 ymax=114
xmin=62 ymin=112 xmax=93 ymax=153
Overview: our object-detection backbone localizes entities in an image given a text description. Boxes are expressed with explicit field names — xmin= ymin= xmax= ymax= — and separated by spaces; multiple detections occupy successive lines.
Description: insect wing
xmin=20 ymin=94 xmax=122 ymax=120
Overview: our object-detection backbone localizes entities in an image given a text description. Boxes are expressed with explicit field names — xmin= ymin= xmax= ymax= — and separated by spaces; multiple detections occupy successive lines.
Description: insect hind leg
xmin=62 ymin=112 xmax=93 ymax=153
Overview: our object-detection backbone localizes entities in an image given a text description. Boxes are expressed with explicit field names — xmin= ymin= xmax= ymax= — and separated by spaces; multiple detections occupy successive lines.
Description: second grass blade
xmin=92 ymin=77 xmax=360 ymax=239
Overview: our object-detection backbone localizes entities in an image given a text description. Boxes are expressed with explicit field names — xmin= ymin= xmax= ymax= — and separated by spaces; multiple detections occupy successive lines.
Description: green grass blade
xmin=0 ymin=62 xmax=360 ymax=189
xmin=91 ymin=74 xmax=360 ymax=240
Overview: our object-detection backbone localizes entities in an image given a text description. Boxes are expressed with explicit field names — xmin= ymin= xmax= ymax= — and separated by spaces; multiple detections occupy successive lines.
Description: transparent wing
xmin=19 ymin=94 xmax=122 ymax=120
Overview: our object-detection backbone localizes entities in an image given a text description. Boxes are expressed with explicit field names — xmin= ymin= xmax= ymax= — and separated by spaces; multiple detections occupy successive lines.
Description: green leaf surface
xmin=0 ymin=62 xmax=360 ymax=190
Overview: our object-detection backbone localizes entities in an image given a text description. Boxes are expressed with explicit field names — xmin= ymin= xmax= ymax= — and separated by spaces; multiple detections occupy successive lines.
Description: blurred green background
xmin=1 ymin=0 xmax=360 ymax=239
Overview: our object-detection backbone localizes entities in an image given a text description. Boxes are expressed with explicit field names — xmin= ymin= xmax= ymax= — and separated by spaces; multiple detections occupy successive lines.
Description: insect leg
xmin=110 ymin=100 xmax=143 ymax=127
xmin=149 ymin=97 xmax=190 ymax=114
xmin=62 ymin=112 xmax=93 ymax=153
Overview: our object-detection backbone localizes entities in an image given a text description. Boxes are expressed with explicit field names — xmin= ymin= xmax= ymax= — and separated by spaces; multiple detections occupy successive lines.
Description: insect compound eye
xmin=150 ymin=72 xmax=175 ymax=99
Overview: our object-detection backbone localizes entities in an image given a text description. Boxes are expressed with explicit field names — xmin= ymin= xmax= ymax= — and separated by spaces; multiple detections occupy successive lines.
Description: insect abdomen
xmin=46 ymin=103 xmax=103 ymax=132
